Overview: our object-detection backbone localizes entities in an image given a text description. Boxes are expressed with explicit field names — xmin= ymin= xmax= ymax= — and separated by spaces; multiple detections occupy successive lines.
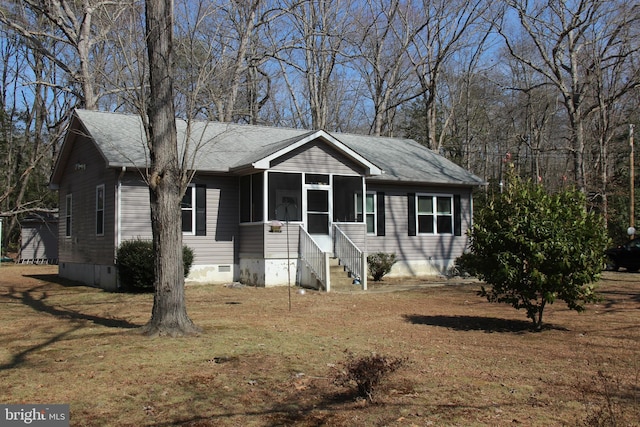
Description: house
xmin=19 ymin=214 xmax=59 ymax=264
xmin=50 ymin=109 xmax=485 ymax=291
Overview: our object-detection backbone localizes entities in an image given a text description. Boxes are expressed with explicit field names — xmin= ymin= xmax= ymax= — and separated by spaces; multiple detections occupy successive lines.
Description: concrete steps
xmin=329 ymin=257 xmax=363 ymax=292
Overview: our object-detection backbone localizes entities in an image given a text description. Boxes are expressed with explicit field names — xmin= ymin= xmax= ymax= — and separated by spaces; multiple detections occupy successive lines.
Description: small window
xmin=305 ymin=174 xmax=329 ymax=185
xmin=181 ymin=186 xmax=195 ymax=234
xmin=65 ymin=194 xmax=72 ymax=237
xmin=181 ymin=184 xmax=207 ymax=235
xmin=416 ymin=194 xmax=453 ymax=235
xmin=96 ymin=185 xmax=105 ymax=236
xmin=365 ymin=192 xmax=376 ymax=234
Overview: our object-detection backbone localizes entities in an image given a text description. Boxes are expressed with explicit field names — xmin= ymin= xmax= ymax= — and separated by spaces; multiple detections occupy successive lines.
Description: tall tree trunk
xmin=142 ymin=0 xmax=199 ymax=337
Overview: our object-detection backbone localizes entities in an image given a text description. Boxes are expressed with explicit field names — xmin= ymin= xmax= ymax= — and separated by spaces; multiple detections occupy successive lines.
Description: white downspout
xmin=115 ymin=166 xmax=126 ymax=261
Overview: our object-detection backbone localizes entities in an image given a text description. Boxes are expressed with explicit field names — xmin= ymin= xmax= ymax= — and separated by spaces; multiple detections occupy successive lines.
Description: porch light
xmin=269 ymin=220 xmax=282 ymax=233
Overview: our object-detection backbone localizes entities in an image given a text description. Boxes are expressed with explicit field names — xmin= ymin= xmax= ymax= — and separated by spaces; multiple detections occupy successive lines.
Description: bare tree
xmin=142 ymin=0 xmax=200 ymax=337
xmin=0 ymin=0 xmax=134 ymax=110
xmin=0 ymin=17 xmax=70 ymax=251
xmin=350 ymin=0 xmax=422 ymax=136
xmin=408 ymin=0 xmax=491 ymax=150
xmin=172 ymin=0 xmax=276 ymax=123
xmin=500 ymin=0 xmax=640 ymax=193
xmin=275 ymin=0 xmax=356 ymax=130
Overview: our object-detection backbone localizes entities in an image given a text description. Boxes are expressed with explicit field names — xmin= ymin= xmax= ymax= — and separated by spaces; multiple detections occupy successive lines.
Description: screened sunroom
xmin=239 ymin=171 xmax=366 ymax=248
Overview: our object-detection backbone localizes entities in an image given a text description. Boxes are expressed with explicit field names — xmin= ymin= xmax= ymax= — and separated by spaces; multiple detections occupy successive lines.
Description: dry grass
xmin=0 ymin=264 xmax=638 ymax=426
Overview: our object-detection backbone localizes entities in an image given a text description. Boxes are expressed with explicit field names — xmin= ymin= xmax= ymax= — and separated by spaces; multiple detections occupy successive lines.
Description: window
xmin=181 ymin=184 xmax=206 ymax=235
xmin=96 ymin=185 xmax=104 ymax=236
xmin=357 ymin=192 xmax=377 ymax=234
xmin=65 ymin=194 xmax=72 ymax=237
xmin=416 ymin=194 xmax=453 ymax=235
xmin=365 ymin=192 xmax=376 ymax=234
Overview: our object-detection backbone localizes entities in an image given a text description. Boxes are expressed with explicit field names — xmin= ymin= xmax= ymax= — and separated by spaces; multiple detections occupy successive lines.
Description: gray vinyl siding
xmin=334 ymin=222 xmax=367 ymax=250
xmin=185 ymin=176 xmax=238 ymax=265
xmin=264 ymin=223 xmax=300 ymax=258
xmin=239 ymin=224 xmax=265 ymax=256
xmin=119 ymin=173 xmax=239 ymax=266
xmin=58 ymin=132 xmax=116 ymax=265
xmin=270 ymin=140 xmax=365 ymax=175
xmin=119 ymin=175 xmax=152 ymax=239
xmin=365 ymin=183 xmax=472 ymax=261
xmin=239 ymin=223 xmax=301 ymax=259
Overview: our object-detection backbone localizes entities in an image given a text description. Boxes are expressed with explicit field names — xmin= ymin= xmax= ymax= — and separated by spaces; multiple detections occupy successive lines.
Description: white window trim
xmin=416 ymin=193 xmax=454 ymax=235
xmin=96 ymin=184 xmax=105 ymax=236
xmin=365 ymin=191 xmax=377 ymax=235
xmin=65 ymin=194 xmax=72 ymax=238
xmin=182 ymin=185 xmax=196 ymax=235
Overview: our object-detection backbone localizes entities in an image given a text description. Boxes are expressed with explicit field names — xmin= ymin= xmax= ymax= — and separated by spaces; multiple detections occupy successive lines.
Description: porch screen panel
xmin=268 ymin=172 xmax=302 ymax=221
xmin=332 ymin=175 xmax=363 ymax=222
xmin=240 ymin=173 xmax=264 ymax=223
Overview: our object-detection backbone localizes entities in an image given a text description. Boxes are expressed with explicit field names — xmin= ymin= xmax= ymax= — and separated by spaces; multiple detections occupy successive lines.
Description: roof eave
xmin=366 ymin=175 xmax=487 ymax=187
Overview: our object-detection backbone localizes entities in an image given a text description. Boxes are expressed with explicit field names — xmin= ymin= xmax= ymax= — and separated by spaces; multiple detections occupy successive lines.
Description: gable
xmin=269 ymin=139 xmax=367 ymax=175
xmin=50 ymin=117 xmax=110 ymax=189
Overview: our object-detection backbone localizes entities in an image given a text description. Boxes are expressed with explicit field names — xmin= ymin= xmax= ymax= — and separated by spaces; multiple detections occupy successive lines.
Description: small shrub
xmin=452 ymin=252 xmax=477 ymax=277
xmin=367 ymin=252 xmax=397 ymax=281
xmin=579 ymin=370 xmax=639 ymax=426
xmin=116 ymin=239 xmax=194 ymax=292
xmin=333 ymin=351 xmax=407 ymax=402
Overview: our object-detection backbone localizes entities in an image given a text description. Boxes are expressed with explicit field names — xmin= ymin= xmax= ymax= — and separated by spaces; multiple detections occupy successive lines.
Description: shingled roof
xmin=51 ymin=109 xmax=485 ymax=187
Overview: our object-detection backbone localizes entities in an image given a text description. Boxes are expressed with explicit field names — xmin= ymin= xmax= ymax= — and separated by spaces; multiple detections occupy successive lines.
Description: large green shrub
xmin=116 ymin=239 xmax=194 ymax=292
xmin=367 ymin=252 xmax=397 ymax=281
xmin=458 ymin=169 xmax=609 ymax=331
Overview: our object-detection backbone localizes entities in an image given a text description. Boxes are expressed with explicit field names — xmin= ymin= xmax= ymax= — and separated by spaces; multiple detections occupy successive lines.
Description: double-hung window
xmin=65 ymin=194 xmax=72 ymax=237
xmin=181 ymin=184 xmax=207 ymax=235
xmin=181 ymin=185 xmax=195 ymax=234
xmin=357 ymin=191 xmax=385 ymax=236
xmin=364 ymin=192 xmax=376 ymax=234
xmin=96 ymin=185 xmax=105 ymax=236
xmin=417 ymin=194 xmax=453 ymax=234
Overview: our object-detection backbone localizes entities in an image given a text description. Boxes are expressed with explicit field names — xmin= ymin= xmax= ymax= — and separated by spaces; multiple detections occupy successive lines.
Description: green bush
xmin=458 ymin=168 xmax=609 ymax=331
xmin=116 ymin=239 xmax=194 ymax=292
xmin=367 ymin=252 xmax=397 ymax=281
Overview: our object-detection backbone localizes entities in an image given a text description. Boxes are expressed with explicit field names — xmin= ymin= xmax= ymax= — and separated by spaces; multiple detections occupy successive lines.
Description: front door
xmin=307 ymin=188 xmax=330 ymax=234
xmin=305 ymin=174 xmax=332 ymax=252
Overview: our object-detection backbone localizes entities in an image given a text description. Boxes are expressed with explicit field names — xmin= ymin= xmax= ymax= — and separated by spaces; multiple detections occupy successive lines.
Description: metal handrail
xmin=333 ymin=225 xmax=367 ymax=290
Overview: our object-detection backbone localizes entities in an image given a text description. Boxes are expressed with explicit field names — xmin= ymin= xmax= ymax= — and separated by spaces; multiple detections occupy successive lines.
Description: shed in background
xmin=20 ymin=214 xmax=59 ymax=264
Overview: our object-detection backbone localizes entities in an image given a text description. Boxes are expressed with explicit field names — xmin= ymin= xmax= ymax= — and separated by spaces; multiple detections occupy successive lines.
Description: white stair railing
xmin=299 ymin=227 xmax=330 ymax=291
xmin=333 ymin=225 xmax=367 ymax=290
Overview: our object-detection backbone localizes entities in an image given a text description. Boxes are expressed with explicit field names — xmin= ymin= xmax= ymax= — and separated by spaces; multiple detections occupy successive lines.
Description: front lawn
xmin=1 ymin=265 xmax=638 ymax=426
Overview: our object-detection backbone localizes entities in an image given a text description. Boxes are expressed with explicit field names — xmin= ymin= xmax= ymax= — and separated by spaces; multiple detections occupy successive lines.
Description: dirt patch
xmin=0 ymin=264 xmax=638 ymax=426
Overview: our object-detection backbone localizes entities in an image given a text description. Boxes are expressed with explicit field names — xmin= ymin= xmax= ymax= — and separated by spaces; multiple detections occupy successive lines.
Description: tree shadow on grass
xmin=3 ymin=285 xmax=140 ymax=329
xmin=23 ymin=273 xmax=89 ymax=288
xmin=403 ymin=314 xmax=567 ymax=333
xmin=0 ymin=325 xmax=82 ymax=371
